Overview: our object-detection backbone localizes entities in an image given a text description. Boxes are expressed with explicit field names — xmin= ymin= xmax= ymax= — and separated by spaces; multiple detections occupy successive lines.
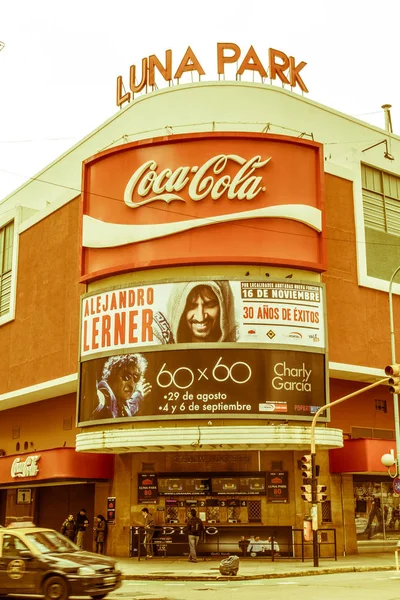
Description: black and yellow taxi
xmin=0 ymin=522 xmax=122 ymax=600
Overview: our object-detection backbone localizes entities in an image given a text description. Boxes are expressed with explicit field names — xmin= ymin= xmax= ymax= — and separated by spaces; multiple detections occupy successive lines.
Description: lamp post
xmin=309 ymin=377 xmax=388 ymax=567
xmin=384 ymin=266 xmax=400 ymax=478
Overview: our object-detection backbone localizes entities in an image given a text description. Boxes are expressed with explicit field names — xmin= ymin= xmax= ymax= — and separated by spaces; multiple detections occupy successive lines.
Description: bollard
xmin=396 ymin=541 xmax=400 ymax=571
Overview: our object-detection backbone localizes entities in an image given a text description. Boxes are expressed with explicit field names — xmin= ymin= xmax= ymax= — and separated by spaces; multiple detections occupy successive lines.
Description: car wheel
xmin=90 ymin=596 xmax=107 ymax=600
xmin=43 ymin=575 xmax=69 ymax=600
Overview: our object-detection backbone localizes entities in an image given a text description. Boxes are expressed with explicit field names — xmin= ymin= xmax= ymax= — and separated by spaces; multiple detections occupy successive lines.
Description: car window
xmin=2 ymin=534 xmax=29 ymax=556
xmin=26 ymin=530 xmax=77 ymax=554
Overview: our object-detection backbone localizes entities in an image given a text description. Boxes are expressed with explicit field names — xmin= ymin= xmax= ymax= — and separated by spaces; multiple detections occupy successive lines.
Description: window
xmin=361 ymin=164 xmax=400 ymax=281
xmin=375 ymin=399 xmax=387 ymax=413
xmin=248 ymin=500 xmax=262 ymax=523
xmin=0 ymin=221 xmax=14 ymax=317
xmin=2 ymin=534 xmax=29 ymax=556
xmin=362 ymin=164 xmax=400 ymax=234
xmin=321 ymin=500 xmax=332 ymax=523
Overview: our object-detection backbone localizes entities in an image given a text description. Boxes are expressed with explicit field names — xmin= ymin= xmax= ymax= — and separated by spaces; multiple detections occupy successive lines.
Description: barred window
xmin=375 ymin=399 xmax=387 ymax=413
xmin=0 ymin=221 xmax=14 ymax=317
xmin=248 ymin=500 xmax=262 ymax=522
xmin=321 ymin=500 xmax=332 ymax=523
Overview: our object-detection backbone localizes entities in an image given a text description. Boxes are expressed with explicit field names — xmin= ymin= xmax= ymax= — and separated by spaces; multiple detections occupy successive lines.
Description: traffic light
xmin=385 ymin=364 xmax=400 ymax=376
xmin=300 ymin=454 xmax=313 ymax=479
xmin=301 ymin=484 xmax=312 ymax=502
xmin=316 ymin=485 xmax=327 ymax=502
xmin=385 ymin=365 xmax=400 ymax=393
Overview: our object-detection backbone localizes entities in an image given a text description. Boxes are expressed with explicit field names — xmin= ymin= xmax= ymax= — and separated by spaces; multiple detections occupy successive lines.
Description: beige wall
xmin=102 ymin=449 xmax=347 ymax=558
xmin=0 ymin=199 xmax=85 ymax=396
xmin=0 ymin=394 xmax=78 ymax=456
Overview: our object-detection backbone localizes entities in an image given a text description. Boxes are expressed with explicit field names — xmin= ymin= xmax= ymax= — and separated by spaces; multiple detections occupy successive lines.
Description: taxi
xmin=0 ymin=522 xmax=122 ymax=600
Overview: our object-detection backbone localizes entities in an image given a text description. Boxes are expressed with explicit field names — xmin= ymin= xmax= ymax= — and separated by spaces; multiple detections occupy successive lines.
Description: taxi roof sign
xmin=7 ymin=521 xmax=36 ymax=528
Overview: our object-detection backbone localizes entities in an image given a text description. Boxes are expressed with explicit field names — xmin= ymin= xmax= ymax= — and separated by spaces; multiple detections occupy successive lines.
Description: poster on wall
xmin=138 ymin=473 xmax=158 ymax=504
xmin=78 ymin=347 xmax=326 ymax=424
xmin=16 ymin=488 xmax=32 ymax=505
xmin=107 ymin=497 xmax=116 ymax=524
xmin=211 ymin=475 xmax=266 ymax=496
xmin=266 ymin=472 xmax=288 ymax=503
xmin=80 ymin=279 xmax=325 ymax=358
xmin=81 ymin=133 xmax=325 ymax=281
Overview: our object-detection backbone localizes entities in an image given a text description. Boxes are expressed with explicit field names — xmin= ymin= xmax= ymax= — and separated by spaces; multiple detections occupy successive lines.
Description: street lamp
xmin=309 ymin=377 xmax=388 ymax=567
xmin=381 ymin=265 xmax=400 ymax=478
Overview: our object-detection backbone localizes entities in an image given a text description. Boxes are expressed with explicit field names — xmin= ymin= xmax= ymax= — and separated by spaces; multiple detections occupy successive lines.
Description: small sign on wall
xmin=107 ymin=497 xmax=116 ymax=524
xmin=16 ymin=488 xmax=32 ymax=504
xmin=267 ymin=472 xmax=289 ymax=503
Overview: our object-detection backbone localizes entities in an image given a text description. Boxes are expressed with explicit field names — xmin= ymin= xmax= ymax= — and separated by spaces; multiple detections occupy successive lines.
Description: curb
xmin=122 ymin=565 xmax=397 ymax=581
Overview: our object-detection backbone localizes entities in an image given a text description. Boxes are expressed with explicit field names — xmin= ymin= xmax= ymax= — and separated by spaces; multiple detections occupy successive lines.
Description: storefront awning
xmin=0 ymin=447 xmax=114 ymax=486
xmin=329 ymin=439 xmax=396 ymax=474
xmin=76 ymin=425 xmax=344 ymax=453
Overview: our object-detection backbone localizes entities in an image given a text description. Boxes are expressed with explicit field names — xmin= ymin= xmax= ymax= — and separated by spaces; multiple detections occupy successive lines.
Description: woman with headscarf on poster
xmin=92 ymin=353 xmax=152 ymax=420
xmin=152 ymin=280 xmax=237 ymax=344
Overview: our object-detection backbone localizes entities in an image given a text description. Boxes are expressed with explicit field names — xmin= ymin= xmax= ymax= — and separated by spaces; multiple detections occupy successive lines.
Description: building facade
xmin=0 ymin=77 xmax=399 ymax=557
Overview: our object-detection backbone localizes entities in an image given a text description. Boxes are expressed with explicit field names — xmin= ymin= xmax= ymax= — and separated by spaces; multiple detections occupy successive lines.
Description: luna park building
xmin=0 ymin=44 xmax=399 ymax=557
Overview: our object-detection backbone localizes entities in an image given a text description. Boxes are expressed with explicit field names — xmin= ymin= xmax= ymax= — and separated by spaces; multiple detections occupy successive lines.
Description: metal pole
xmin=389 ymin=266 xmax=400 ymax=477
xmin=311 ymin=452 xmax=319 ymax=566
xmin=309 ymin=377 xmax=388 ymax=567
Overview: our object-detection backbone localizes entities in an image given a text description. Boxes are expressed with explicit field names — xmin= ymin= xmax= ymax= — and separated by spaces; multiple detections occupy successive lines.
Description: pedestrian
xmin=364 ymin=497 xmax=383 ymax=539
xmin=76 ymin=508 xmax=89 ymax=550
xmin=60 ymin=514 xmax=77 ymax=541
xmin=185 ymin=508 xmax=203 ymax=563
xmin=94 ymin=514 xmax=107 ymax=554
xmin=238 ymin=535 xmax=250 ymax=557
xmin=141 ymin=507 xmax=155 ymax=558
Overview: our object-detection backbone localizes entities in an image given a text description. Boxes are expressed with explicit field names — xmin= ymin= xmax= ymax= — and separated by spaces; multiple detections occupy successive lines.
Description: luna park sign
xmin=116 ymin=43 xmax=308 ymax=107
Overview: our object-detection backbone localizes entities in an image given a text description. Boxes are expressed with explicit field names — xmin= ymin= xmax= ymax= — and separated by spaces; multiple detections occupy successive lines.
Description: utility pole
xmin=311 ymin=452 xmax=318 ymax=566
xmin=308 ymin=377 xmax=388 ymax=567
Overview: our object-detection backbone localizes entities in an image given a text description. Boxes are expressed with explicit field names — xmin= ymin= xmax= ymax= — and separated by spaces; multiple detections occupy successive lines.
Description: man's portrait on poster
xmin=153 ymin=280 xmax=237 ymax=344
xmin=92 ymin=353 xmax=152 ymax=420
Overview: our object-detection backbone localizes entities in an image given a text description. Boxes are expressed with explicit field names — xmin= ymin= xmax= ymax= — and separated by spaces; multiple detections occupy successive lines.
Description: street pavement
xmin=115 ymin=551 xmax=400 ymax=581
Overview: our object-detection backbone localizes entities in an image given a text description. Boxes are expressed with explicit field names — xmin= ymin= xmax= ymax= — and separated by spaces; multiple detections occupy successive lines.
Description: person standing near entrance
xmin=141 ymin=507 xmax=155 ymax=558
xmin=185 ymin=508 xmax=204 ymax=563
xmin=61 ymin=514 xmax=77 ymax=541
xmin=94 ymin=514 xmax=107 ymax=554
xmin=76 ymin=508 xmax=89 ymax=549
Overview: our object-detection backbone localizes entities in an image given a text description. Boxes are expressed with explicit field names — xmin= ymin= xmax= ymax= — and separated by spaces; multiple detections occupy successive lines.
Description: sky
xmin=1 ymin=0 xmax=400 ymax=201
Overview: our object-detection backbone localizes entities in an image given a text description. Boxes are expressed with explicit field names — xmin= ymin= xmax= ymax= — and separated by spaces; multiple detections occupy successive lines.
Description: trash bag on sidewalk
xmin=219 ymin=555 xmax=240 ymax=576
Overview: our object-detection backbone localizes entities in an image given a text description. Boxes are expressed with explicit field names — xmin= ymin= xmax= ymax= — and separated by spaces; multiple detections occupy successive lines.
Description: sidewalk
xmin=115 ymin=552 xmax=400 ymax=581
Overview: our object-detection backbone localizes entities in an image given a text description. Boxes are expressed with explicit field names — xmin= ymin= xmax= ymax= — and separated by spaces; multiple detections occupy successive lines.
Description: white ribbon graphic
xmin=82 ymin=204 xmax=322 ymax=249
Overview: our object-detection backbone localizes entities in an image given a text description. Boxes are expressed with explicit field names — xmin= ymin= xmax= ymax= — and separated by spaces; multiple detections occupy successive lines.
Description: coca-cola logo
xmin=82 ymin=152 xmax=322 ymax=249
xmin=11 ymin=455 xmax=40 ymax=478
xmin=123 ymin=154 xmax=271 ymax=207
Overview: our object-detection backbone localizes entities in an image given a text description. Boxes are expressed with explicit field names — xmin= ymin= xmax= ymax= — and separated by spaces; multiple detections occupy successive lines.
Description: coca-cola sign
xmin=124 ymin=155 xmax=271 ymax=206
xmin=11 ymin=455 xmax=40 ymax=478
xmin=81 ymin=133 xmax=325 ymax=281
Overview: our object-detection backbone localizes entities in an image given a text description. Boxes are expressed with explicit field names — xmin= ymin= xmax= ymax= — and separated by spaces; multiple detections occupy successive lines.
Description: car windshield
xmin=26 ymin=530 xmax=78 ymax=554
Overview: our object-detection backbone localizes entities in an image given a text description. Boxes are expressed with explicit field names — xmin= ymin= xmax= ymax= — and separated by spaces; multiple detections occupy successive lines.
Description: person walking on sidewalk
xmin=185 ymin=508 xmax=203 ymax=563
xmin=141 ymin=507 xmax=155 ymax=558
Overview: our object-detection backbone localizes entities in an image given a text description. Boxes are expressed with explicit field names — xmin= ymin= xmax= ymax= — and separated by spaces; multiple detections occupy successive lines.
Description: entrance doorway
xmin=36 ymin=484 xmax=95 ymax=551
